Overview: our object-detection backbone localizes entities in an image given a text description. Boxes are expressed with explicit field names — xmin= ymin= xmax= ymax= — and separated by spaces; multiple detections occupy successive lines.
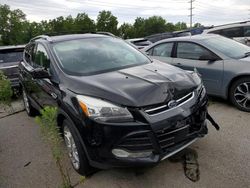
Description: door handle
xmin=177 ymin=62 xmax=182 ymax=65
xmin=51 ymin=92 xmax=58 ymax=99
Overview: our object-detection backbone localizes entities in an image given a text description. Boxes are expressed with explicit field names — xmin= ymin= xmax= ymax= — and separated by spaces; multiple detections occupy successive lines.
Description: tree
xmin=165 ymin=22 xmax=176 ymax=32
xmin=0 ymin=4 xmax=27 ymax=45
xmin=144 ymin=16 xmax=167 ymax=36
xmin=118 ymin=23 xmax=135 ymax=39
xmin=133 ymin=17 xmax=146 ymax=37
xmin=193 ymin=23 xmax=203 ymax=28
xmin=175 ymin=22 xmax=187 ymax=31
xmin=74 ymin=13 xmax=96 ymax=33
xmin=96 ymin=11 xmax=118 ymax=35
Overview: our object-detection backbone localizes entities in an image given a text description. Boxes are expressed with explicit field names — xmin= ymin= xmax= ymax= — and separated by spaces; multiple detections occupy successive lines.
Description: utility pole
xmin=189 ymin=0 xmax=195 ymax=28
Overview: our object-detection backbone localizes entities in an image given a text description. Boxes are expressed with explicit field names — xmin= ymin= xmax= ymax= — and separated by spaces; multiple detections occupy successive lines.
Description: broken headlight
xmin=76 ymin=95 xmax=134 ymax=122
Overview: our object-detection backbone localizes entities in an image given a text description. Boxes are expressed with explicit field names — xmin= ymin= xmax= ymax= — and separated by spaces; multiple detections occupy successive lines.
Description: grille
xmin=116 ymin=131 xmax=153 ymax=151
xmin=144 ymin=92 xmax=194 ymax=115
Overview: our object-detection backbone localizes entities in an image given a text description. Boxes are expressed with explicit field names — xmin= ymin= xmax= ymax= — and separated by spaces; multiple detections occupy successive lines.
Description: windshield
xmin=53 ymin=37 xmax=151 ymax=75
xmin=203 ymin=36 xmax=250 ymax=59
xmin=0 ymin=49 xmax=23 ymax=63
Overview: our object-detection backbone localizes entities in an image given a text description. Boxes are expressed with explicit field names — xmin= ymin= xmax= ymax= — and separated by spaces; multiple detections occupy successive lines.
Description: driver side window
xmin=33 ymin=44 xmax=50 ymax=69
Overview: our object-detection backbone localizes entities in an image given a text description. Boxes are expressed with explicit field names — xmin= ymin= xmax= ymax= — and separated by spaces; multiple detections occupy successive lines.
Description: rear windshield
xmin=53 ymin=37 xmax=151 ymax=75
xmin=0 ymin=49 xmax=23 ymax=63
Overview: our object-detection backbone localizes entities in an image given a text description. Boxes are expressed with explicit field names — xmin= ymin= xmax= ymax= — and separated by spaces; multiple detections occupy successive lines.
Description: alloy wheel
xmin=63 ymin=125 xmax=80 ymax=170
xmin=234 ymin=82 xmax=250 ymax=110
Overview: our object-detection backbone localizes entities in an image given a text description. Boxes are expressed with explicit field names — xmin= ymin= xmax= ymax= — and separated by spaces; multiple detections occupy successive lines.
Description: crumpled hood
xmin=63 ymin=60 xmax=198 ymax=107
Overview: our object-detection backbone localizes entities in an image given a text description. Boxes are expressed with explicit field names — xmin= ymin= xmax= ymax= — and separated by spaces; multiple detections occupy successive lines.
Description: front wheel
xmin=63 ymin=119 xmax=97 ymax=176
xmin=229 ymin=77 xmax=250 ymax=112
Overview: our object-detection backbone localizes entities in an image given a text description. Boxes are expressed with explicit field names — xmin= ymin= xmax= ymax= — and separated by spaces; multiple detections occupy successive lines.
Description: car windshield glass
xmin=53 ymin=37 xmax=151 ymax=75
xmin=203 ymin=36 xmax=250 ymax=59
xmin=0 ymin=49 xmax=23 ymax=63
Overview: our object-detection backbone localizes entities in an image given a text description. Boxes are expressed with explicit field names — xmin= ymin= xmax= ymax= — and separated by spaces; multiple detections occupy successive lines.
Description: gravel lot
xmin=0 ymin=99 xmax=250 ymax=188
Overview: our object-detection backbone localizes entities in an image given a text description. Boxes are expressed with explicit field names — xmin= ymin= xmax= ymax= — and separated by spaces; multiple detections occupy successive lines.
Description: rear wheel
xmin=229 ymin=77 xmax=250 ymax=112
xmin=22 ymin=89 xmax=37 ymax=116
xmin=63 ymin=119 xmax=97 ymax=176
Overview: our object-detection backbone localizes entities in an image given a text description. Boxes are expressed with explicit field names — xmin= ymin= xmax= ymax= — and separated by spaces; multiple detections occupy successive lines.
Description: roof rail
xmin=95 ymin=32 xmax=115 ymax=37
xmin=211 ymin=20 xmax=250 ymax=28
xmin=30 ymin=35 xmax=52 ymax=42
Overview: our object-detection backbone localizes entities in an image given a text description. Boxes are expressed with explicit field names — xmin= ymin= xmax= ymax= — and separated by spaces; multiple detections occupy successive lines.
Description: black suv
xmin=19 ymin=34 xmax=216 ymax=175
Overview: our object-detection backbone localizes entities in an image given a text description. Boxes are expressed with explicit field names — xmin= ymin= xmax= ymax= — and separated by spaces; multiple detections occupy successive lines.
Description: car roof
xmin=35 ymin=34 xmax=111 ymax=43
xmin=153 ymin=34 xmax=219 ymax=43
xmin=203 ymin=21 xmax=250 ymax=33
xmin=0 ymin=45 xmax=25 ymax=50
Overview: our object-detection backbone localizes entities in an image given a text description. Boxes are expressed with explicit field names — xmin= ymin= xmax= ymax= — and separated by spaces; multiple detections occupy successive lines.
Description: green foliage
xmin=0 ymin=71 xmax=13 ymax=104
xmin=0 ymin=4 xmax=26 ymax=45
xmin=144 ymin=16 xmax=167 ymax=35
xmin=118 ymin=23 xmax=135 ymax=39
xmin=0 ymin=3 xmax=204 ymax=45
xmin=193 ymin=23 xmax=203 ymax=28
xmin=133 ymin=17 xmax=146 ymax=37
xmin=174 ymin=22 xmax=188 ymax=31
xmin=96 ymin=10 xmax=118 ymax=35
xmin=35 ymin=106 xmax=62 ymax=159
xmin=35 ymin=106 xmax=73 ymax=188
xmin=75 ymin=13 xmax=96 ymax=33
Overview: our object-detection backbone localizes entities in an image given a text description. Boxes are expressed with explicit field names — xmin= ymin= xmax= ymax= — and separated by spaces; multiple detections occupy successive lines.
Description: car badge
xmin=168 ymin=100 xmax=178 ymax=109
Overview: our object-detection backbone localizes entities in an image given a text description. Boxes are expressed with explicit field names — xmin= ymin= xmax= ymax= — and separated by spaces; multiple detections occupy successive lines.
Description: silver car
xmin=144 ymin=34 xmax=250 ymax=112
xmin=0 ymin=45 xmax=25 ymax=88
xmin=202 ymin=21 xmax=250 ymax=46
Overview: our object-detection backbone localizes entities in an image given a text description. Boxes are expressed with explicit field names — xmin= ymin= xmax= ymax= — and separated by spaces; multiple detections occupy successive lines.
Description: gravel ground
xmin=0 ymin=99 xmax=249 ymax=188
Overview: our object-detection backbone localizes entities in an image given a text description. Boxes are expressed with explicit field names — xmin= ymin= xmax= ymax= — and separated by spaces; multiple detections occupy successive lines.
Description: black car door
xmin=31 ymin=43 xmax=60 ymax=108
xmin=21 ymin=42 xmax=59 ymax=109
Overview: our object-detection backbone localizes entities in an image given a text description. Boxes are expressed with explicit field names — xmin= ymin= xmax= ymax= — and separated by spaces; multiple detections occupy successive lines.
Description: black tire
xmin=229 ymin=77 xmax=250 ymax=112
xmin=62 ymin=119 xmax=97 ymax=176
xmin=22 ymin=89 xmax=37 ymax=116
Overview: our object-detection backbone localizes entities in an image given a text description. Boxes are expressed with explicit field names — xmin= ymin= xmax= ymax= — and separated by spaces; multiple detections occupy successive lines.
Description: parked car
xmin=126 ymin=38 xmax=152 ymax=49
xmin=144 ymin=34 xmax=250 ymax=111
xmin=203 ymin=21 xmax=250 ymax=46
xmin=144 ymin=28 xmax=209 ymax=44
xmin=19 ymin=34 xmax=217 ymax=176
xmin=0 ymin=45 xmax=25 ymax=88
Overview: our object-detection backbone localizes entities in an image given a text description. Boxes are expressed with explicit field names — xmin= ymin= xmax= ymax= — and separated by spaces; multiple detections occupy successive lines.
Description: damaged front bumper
xmin=83 ymin=87 xmax=219 ymax=169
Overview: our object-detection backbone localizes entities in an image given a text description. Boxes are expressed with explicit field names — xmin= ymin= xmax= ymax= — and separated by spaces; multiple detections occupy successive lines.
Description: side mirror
xmin=32 ymin=68 xmax=50 ymax=79
xmin=199 ymin=54 xmax=219 ymax=62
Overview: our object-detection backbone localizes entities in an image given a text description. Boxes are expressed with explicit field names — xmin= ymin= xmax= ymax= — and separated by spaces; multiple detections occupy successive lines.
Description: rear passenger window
xmin=244 ymin=26 xmax=250 ymax=37
xmin=151 ymin=43 xmax=173 ymax=57
xmin=220 ymin=27 xmax=243 ymax=38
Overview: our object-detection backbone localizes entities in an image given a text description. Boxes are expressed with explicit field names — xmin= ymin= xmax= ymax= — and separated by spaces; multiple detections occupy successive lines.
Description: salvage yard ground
xmin=0 ymin=98 xmax=250 ymax=188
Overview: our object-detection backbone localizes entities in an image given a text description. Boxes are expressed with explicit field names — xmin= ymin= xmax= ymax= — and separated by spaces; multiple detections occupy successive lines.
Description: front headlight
xmin=76 ymin=95 xmax=133 ymax=122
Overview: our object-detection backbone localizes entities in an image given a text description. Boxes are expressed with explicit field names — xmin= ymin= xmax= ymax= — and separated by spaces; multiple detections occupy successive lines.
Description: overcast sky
xmin=2 ymin=0 xmax=250 ymax=26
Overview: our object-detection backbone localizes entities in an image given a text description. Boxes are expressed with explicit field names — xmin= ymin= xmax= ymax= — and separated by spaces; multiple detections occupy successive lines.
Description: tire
xmin=22 ymin=89 xmax=37 ymax=116
xmin=62 ymin=119 xmax=97 ymax=176
xmin=229 ymin=77 xmax=250 ymax=112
